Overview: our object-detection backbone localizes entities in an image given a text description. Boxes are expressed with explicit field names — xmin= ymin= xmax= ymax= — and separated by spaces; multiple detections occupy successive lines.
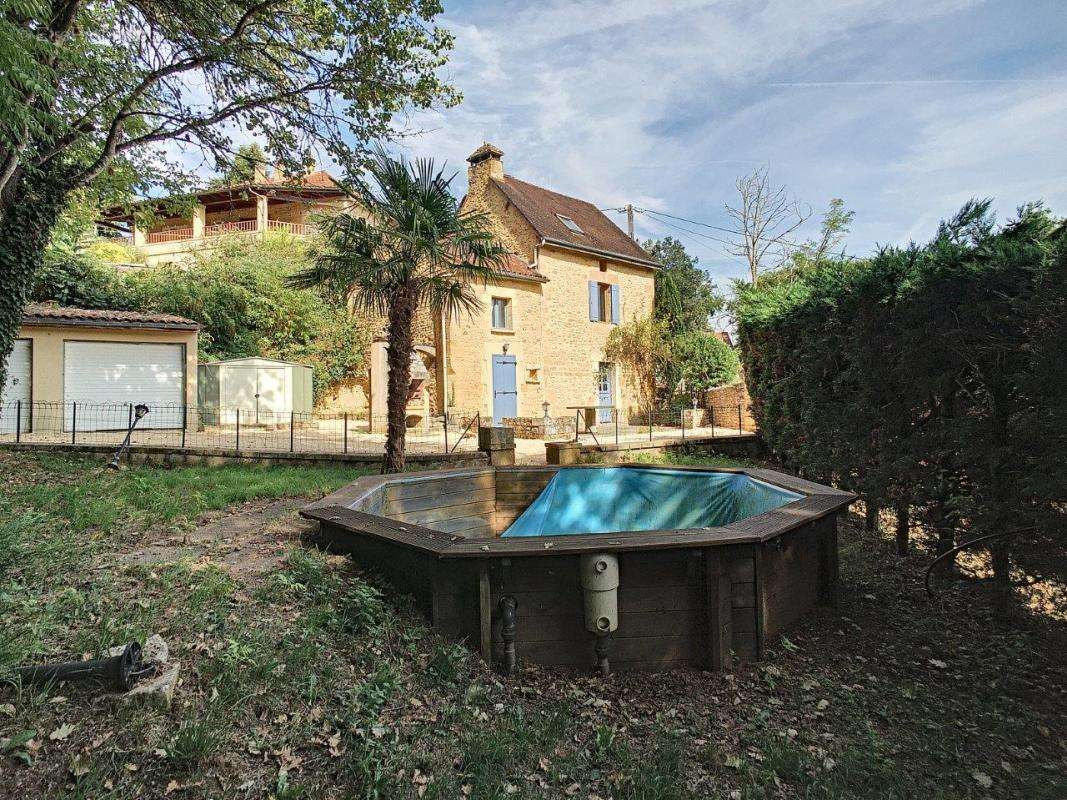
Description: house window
xmin=491 ymin=297 xmax=513 ymax=330
xmin=557 ymin=214 xmax=584 ymax=235
xmin=588 ymin=281 xmax=621 ymax=324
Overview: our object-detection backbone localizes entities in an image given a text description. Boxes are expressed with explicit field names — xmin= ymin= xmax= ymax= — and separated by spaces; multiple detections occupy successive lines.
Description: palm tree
xmin=288 ymin=149 xmax=509 ymax=472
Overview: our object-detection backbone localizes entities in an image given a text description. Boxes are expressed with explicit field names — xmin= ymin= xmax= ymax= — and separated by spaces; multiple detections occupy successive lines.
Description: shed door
xmin=255 ymin=367 xmax=288 ymax=421
xmin=0 ymin=339 xmax=31 ymax=434
xmin=492 ymin=355 xmax=517 ymax=425
xmin=64 ymin=342 xmax=184 ymax=430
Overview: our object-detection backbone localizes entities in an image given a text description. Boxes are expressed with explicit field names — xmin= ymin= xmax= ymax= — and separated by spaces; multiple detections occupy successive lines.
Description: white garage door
xmin=0 ymin=339 xmax=31 ymax=434
xmin=64 ymin=342 xmax=185 ymax=431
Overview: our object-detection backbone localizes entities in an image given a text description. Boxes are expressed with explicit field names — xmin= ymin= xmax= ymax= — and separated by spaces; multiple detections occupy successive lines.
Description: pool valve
xmin=579 ymin=553 xmax=619 ymax=677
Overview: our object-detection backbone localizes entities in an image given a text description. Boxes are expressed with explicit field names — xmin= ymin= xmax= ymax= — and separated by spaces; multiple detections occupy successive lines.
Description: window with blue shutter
xmin=588 ymin=281 xmax=600 ymax=321
xmin=610 ymin=285 xmax=621 ymax=324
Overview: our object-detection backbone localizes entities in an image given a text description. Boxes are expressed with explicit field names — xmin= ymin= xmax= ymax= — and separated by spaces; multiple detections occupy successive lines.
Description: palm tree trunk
xmin=382 ymin=283 xmax=417 ymax=473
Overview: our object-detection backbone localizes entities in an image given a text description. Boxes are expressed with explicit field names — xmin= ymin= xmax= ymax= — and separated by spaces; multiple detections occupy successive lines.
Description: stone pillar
xmin=545 ymin=441 xmax=581 ymax=465
xmin=192 ymin=204 xmax=206 ymax=238
xmin=132 ymin=222 xmax=146 ymax=247
xmin=478 ymin=426 xmax=515 ymax=467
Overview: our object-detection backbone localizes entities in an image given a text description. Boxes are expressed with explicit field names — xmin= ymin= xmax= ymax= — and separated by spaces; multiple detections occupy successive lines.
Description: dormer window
xmin=556 ymin=214 xmax=584 ymax=235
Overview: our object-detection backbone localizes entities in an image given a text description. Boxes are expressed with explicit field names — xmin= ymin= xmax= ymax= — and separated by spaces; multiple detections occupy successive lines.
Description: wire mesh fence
xmin=0 ymin=401 xmax=483 ymax=456
xmin=571 ymin=404 xmax=756 ymax=447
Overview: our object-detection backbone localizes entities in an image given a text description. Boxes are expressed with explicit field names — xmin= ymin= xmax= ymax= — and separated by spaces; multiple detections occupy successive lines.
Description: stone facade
xmin=446 ymin=144 xmax=657 ymax=428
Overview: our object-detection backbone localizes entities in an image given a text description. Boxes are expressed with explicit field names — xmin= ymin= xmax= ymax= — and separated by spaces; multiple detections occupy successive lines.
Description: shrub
xmin=669 ymin=330 xmax=740 ymax=403
xmin=734 ymin=201 xmax=1066 ymax=601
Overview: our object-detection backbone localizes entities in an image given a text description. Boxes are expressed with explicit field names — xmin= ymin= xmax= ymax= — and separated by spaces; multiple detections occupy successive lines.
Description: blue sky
xmin=387 ymin=0 xmax=1067 ymax=291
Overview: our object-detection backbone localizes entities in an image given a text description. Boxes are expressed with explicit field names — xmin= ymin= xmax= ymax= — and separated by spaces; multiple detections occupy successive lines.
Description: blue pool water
xmin=501 ymin=467 xmax=802 ymax=538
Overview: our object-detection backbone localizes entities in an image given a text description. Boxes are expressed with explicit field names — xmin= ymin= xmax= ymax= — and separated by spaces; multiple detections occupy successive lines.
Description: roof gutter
xmin=21 ymin=316 xmax=200 ymax=332
xmin=539 ymin=237 xmax=660 ymax=270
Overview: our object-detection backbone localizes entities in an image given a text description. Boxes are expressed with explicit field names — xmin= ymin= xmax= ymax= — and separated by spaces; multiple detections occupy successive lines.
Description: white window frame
xmin=491 ymin=296 xmax=513 ymax=331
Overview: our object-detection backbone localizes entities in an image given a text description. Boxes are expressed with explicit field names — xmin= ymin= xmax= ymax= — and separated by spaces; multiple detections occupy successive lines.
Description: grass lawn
xmin=0 ymin=451 xmax=1063 ymax=799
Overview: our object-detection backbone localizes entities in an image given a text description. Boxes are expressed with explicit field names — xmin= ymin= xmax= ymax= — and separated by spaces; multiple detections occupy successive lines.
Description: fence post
xmin=181 ymin=406 xmax=187 ymax=448
xmin=343 ymin=412 xmax=348 ymax=454
xmin=15 ymin=400 xmax=21 ymax=443
xmin=681 ymin=408 xmax=685 ymax=440
xmin=128 ymin=403 xmax=134 ymax=446
xmin=710 ymin=406 xmax=716 ymax=440
xmin=289 ymin=411 xmax=295 ymax=452
xmin=236 ymin=408 xmax=241 ymax=452
xmin=737 ymin=403 xmax=743 ymax=435
xmin=649 ymin=405 xmax=653 ymax=442
xmin=574 ymin=409 xmax=580 ymax=443
xmin=71 ymin=402 xmax=77 ymax=445
xmin=443 ymin=413 xmax=449 ymax=454
xmin=615 ymin=408 xmax=619 ymax=446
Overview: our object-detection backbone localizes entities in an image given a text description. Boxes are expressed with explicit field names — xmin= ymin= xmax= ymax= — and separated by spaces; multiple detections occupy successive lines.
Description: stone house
xmin=439 ymin=143 xmax=658 ymax=430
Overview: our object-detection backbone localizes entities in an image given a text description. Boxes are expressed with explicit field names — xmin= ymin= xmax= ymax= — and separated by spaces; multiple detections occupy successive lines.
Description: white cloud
xmin=389 ymin=0 xmax=1064 ymax=284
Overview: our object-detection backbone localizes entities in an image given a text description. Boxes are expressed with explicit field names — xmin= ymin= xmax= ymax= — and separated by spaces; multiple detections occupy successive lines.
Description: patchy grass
xmin=0 ymin=450 xmax=1063 ymax=799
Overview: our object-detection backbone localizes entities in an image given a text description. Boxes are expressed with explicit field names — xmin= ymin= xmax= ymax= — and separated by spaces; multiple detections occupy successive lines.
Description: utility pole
xmin=626 ymin=203 xmax=635 ymax=240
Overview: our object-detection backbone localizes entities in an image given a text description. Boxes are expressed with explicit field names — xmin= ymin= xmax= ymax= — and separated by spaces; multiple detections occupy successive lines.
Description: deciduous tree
xmin=0 ymin=0 xmax=456 ymax=392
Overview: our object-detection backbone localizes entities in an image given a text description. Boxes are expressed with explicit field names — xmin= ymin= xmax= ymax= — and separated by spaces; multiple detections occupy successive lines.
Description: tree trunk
xmin=864 ymin=499 xmax=881 ymax=533
xmin=382 ymin=284 xmax=417 ymax=473
xmin=0 ymin=166 xmax=71 ymax=391
xmin=990 ymin=538 xmax=1013 ymax=616
xmin=932 ymin=500 xmax=956 ymax=576
xmin=894 ymin=501 xmax=909 ymax=556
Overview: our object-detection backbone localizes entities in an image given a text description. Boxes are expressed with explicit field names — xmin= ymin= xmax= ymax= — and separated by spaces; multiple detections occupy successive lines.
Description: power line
xmin=636 ymin=207 xmax=736 ymax=236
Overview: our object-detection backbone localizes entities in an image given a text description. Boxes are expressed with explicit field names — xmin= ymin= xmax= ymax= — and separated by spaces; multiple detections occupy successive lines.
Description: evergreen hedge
xmin=735 ymin=201 xmax=1066 ymax=599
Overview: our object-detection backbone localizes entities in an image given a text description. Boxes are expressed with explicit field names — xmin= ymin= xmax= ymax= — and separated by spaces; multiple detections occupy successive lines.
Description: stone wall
xmin=500 ymin=415 xmax=576 ymax=439
xmin=705 ymin=380 xmax=758 ymax=432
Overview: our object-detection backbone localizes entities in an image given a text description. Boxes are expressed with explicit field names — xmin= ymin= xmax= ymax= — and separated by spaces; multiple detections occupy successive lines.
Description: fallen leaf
xmin=49 ymin=723 xmax=75 ymax=741
xmin=817 ymin=699 xmax=830 ymax=711
xmin=165 ymin=780 xmax=181 ymax=795
xmin=973 ymin=771 xmax=993 ymax=789
xmin=69 ymin=754 xmax=91 ymax=777
xmin=928 ymin=659 xmax=948 ymax=669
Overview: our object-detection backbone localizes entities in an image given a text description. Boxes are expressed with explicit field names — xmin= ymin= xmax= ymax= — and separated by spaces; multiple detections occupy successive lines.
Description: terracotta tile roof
xmin=260 ymin=169 xmax=340 ymax=190
xmin=22 ymin=304 xmax=200 ymax=330
xmin=496 ymin=253 xmax=548 ymax=283
xmin=492 ymin=176 xmax=658 ymax=268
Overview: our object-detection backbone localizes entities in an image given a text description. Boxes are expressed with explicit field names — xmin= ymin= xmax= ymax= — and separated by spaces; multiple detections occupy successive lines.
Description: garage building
xmin=1 ymin=304 xmax=199 ymax=434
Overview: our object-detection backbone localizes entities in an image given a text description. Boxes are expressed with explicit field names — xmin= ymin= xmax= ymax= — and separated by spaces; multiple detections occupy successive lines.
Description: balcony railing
xmin=266 ymin=219 xmax=314 ymax=236
xmin=143 ymin=218 xmax=314 ymax=245
xmin=146 ymin=227 xmax=194 ymax=243
xmin=203 ymin=219 xmax=258 ymax=237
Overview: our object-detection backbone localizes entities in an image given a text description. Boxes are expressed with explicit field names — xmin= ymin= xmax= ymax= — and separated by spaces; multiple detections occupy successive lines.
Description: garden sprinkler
xmin=108 ymin=403 xmax=150 ymax=469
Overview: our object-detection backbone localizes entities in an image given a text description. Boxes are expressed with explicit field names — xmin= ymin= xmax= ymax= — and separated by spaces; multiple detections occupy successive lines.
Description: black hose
xmin=8 ymin=642 xmax=145 ymax=692
xmin=923 ymin=528 xmax=1032 ymax=598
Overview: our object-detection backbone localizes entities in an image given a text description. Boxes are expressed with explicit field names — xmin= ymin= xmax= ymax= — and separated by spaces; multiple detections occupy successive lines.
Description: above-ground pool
xmin=303 ymin=464 xmax=855 ymax=674
xmin=503 ymin=467 xmax=802 ymax=537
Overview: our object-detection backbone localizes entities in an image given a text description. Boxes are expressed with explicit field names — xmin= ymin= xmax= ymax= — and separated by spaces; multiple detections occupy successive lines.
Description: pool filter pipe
xmin=580 ymin=553 xmax=619 ymax=676
xmin=9 ymin=642 xmax=146 ymax=692
xmin=498 ymin=596 xmax=518 ymax=675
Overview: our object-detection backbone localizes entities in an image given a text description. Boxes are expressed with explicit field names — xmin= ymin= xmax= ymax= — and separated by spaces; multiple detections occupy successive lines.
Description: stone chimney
xmin=467 ymin=143 xmax=504 ymax=199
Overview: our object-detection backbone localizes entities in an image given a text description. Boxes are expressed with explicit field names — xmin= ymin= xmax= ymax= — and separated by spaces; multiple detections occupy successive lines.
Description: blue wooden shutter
xmin=610 ymin=285 xmax=621 ymax=324
xmin=588 ymin=281 xmax=600 ymax=321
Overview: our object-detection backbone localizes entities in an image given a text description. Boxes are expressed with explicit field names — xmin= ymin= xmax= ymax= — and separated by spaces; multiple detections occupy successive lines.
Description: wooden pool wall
xmin=302 ymin=465 xmax=854 ymax=672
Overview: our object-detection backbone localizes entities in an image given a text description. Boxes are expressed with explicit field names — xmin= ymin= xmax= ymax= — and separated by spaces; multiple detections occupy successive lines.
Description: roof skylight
xmin=556 ymin=214 xmax=584 ymax=235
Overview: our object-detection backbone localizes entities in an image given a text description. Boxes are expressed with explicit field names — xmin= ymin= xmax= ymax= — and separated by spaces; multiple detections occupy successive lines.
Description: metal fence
xmin=0 ymin=401 xmax=483 ymax=457
xmin=572 ymin=404 xmax=755 ymax=447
